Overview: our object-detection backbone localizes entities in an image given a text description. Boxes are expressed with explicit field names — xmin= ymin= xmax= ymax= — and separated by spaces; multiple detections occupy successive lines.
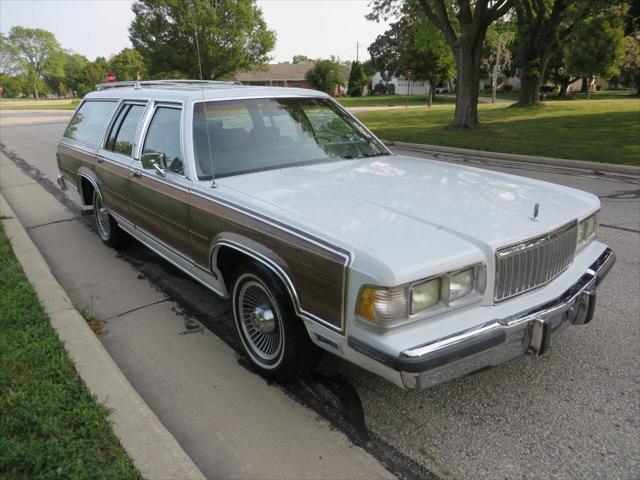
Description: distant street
xmin=1 ymin=112 xmax=638 ymax=480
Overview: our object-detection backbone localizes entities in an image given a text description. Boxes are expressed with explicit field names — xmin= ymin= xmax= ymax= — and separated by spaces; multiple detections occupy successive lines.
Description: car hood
xmin=218 ymin=155 xmax=599 ymax=284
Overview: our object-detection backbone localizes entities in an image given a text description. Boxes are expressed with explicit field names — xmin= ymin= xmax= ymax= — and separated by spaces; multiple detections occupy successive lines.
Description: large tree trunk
xmin=449 ymin=36 xmax=482 ymax=130
xmin=517 ymin=73 xmax=544 ymax=106
xmin=580 ymin=77 xmax=588 ymax=93
xmin=558 ymin=79 xmax=569 ymax=97
xmin=33 ymin=80 xmax=39 ymax=101
xmin=428 ymin=81 xmax=433 ymax=107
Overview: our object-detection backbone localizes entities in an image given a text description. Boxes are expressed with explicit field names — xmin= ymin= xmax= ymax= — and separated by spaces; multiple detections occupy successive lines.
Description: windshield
xmin=192 ymin=97 xmax=388 ymax=179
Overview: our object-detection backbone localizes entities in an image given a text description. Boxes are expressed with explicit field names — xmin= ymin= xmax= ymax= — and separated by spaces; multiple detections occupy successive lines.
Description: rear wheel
xmin=231 ymin=262 xmax=321 ymax=381
xmin=93 ymin=189 xmax=129 ymax=248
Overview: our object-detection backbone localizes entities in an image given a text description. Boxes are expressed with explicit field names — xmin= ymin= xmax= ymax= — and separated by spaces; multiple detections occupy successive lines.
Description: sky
xmin=0 ymin=0 xmax=391 ymax=63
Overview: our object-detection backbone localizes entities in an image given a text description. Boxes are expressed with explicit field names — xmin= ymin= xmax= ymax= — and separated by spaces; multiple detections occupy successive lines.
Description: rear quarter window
xmin=64 ymin=100 xmax=118 ymax=147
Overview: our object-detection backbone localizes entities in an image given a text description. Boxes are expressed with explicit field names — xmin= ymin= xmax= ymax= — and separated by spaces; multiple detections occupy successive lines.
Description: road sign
xmin=106 ymin=72 xmax=117 ymax=83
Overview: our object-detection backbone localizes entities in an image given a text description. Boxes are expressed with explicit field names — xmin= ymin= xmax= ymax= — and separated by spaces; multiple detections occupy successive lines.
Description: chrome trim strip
xmin=110 ymin=211 xmax=223 ymax=296
xmin=77 ymin=172 xmax=100 ymax=206
xmin=211 ymin=240 xmax=344 ymax=334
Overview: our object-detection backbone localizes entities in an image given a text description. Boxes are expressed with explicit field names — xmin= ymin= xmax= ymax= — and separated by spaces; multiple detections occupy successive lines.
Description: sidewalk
xmin=0 ymin=148 xmax=394 ymax=479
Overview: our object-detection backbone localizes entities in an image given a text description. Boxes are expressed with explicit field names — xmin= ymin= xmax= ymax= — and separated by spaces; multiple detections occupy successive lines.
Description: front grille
xmin=494 ymin=222 xmax=578 ymax=302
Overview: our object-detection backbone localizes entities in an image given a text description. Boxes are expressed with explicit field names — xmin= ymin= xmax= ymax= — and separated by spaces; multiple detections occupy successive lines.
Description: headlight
xmin=448 ymin=267 xmax=475 ymax=302
xmin=356 ymin=264 xmax=485 ymax=329
xmin=577 ymin=211 xmax=599 ymax=249
xmin=410 ymin=278 xmax=441 ymax=314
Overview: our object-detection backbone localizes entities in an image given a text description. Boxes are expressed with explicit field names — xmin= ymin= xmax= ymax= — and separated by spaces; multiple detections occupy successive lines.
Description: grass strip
xmin=0 ymin=221 xmax=141 ymax=479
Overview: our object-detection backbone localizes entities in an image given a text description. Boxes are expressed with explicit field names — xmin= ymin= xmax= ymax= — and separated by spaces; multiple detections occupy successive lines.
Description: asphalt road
xmin=1 ymin=110 xmax=638 ymax=480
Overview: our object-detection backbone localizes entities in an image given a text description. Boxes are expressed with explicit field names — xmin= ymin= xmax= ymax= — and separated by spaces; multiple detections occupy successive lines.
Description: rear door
xmin=127 ymin=102 xmax=191 ymax=255
xmin=96 ymin=101 xmax=148 ymax=218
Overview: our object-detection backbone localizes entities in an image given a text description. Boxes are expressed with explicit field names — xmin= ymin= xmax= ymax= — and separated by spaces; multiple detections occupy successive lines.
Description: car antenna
xmin=193 ymin=23 xmax=216 ymax=189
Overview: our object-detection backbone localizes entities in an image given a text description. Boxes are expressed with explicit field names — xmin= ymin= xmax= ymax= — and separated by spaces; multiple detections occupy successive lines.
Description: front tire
xmin=93 ymin=189 xmax=129 ymax=248
xmin=231 ymin=262 xmax=321 ymax=381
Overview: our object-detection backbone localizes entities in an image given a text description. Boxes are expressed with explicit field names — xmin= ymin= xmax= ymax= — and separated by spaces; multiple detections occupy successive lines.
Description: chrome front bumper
xmin=349 ymin=248 xmax=616 ymax=390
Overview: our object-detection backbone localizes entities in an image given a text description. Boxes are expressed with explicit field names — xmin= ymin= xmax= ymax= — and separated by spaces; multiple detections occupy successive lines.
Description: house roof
xmin=235 ymin=62 xmax=316 ymax=82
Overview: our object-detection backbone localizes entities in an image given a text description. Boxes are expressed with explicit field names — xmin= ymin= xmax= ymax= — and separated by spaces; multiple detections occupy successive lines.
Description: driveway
xmin=1 ymin=112 xmax=638 ymax=480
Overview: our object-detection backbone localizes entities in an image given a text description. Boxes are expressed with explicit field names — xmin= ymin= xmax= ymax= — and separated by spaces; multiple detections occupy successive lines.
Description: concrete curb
xmin=0 ymin=192 xmax=206 ymax=480
xmin=386 ymin=140 xmax=640 ymax=176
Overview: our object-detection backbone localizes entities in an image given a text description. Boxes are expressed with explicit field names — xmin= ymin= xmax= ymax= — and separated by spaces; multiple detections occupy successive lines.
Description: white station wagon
xmin=56 ymin=80 xmax=615 ymax=389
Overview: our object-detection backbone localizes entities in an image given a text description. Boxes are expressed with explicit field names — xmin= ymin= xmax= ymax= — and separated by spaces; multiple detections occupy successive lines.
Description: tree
xmin=348 ymin=61 xmax=366 ymax=96
xmin=368 ymin=19 xmax=408 ymax=86
xmin=305 ymin=59 xmax=346 ymax=95
xmin=619 ymin=33 xmax=640 ymax=95
xmin=110 ymin=48 xmax=147 ymax=81
xmin=129 ymin=0 xmax=276 ymax=79
xmin=83 ymin=57 xmax=110 ymax=91
xmin=62 ymin=53 xmax=90 ymax=97
xmin=401 ymin=17 xmax=456 ymax=105
xmin=0 ymin=26 xmax=62 ymax=99
xmin=292 ymin=54 xmax=312 ymax=64
xmin=565 ymin=13 xmax=625 ymax=98
xmin=369 ymin=0 xmax=515 ymax=129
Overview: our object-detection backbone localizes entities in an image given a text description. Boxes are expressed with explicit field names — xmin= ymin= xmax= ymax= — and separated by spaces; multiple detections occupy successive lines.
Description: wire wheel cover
xmin=238 ymin=280 xmax=283 ymax=362
xmin=94 ymin=194 xmax=110 ymax=239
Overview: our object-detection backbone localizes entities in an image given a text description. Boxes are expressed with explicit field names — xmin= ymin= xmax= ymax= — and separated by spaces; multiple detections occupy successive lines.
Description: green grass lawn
xmin=337 ymin=94 xmax=455 ymax=107
xmin=356 ymin=98 xmax=640 ymax=165
xmin=0 ymin=222 xmax=141 ymax=479
xmin=0 ymin=103 xmax=78 ymax=111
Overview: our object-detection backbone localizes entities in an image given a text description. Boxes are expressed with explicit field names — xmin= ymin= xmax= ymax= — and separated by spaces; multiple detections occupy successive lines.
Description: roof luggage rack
xmin=95 ymin=79 xmax=240 ymax=91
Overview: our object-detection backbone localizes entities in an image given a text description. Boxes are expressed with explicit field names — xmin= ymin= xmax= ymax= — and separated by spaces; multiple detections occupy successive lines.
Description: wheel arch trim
xmin=210 ymin=239 xmax=343 ymax=334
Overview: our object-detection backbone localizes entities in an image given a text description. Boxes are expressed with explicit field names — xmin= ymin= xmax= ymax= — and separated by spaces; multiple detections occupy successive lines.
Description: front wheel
xmin=231 ymin=262 xmax=321 ymax=381
xmin=93 ymin=189 xmax=129 ymax=248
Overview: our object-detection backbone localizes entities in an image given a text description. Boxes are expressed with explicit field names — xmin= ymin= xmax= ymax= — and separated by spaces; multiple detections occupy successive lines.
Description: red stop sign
xmin=106 ymin=72 xmax=117 ymax=83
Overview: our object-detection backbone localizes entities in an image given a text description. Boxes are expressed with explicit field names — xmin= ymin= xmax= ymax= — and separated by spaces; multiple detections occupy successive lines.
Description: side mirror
xmin=140 ymin=152 xmax=167 ymax=177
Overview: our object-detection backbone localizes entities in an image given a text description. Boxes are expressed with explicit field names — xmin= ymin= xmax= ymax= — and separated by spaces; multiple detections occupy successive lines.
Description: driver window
xmin=142 ymin=106 xmax=184 ymax=175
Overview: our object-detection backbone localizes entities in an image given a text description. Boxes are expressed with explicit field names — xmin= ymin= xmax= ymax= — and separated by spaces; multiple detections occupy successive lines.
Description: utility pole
xmin=492 ymin=36 xmax=502 ymax=104
xmin=356 ymin=41 xmax=359 ymax=63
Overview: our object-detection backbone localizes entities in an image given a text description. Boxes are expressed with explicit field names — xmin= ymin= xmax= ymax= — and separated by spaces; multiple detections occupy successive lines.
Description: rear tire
xmin=231 ymin=261 xmax=321 ymax=381
xmin=93 ymin=189 xmax=129 ymax=248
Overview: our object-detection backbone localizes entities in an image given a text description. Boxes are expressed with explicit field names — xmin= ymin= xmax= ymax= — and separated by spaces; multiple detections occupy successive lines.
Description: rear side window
xmin=64 ymin=100 xmax=118 ymax=147
xmin=105 ymin=104 xmax=146 ymax=157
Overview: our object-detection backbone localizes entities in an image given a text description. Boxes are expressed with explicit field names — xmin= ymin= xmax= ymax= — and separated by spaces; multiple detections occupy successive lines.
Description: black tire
xmin=231 ymin=261 xmax=321 ymax=381
xmin=93 ymin=189 xmax=130 ymax=248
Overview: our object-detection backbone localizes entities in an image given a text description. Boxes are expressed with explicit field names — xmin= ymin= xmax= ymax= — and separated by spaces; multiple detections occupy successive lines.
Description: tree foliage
xmin=565 ymin=12 xmax=625 ymax=98
xmin=292 ymin=54 xmax=312 ymax=64
xmin=347 ymin=61 xmax=367 ymax=96
xmin=305 ymin=59 xmax=346 ymax=95
xmin=0 ymin=26 xmax=63 ymax=99
xmin=109 ymin=48 xmax=147 ymax=81
xmin=129 ymin=0 xmax=276 ymax=79
xmin=619 ymin=33 xmax=640 ymax=94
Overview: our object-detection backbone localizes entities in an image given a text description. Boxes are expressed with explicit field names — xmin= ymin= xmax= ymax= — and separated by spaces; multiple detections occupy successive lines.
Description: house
xmin=235 ymin=62 xmax=316 ymax=89
xmin=371 ymin=72 xmax=431 ymax=95
xmin=235 ymin=62 xmax=347 ymax=96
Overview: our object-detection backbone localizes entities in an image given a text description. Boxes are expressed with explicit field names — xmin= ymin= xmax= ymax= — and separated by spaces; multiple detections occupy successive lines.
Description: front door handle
xmin=97 ymin=156 xmax=105 ymax=163
xmin=130 ymin=170 xmax=142 ymax=178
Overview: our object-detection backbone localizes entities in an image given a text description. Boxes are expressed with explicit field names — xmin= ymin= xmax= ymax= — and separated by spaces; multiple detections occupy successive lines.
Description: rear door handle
xmin=130 ymin=170 xmax=142 ymax=178
xmin=97 ymin=155 xmax=105 ymax=163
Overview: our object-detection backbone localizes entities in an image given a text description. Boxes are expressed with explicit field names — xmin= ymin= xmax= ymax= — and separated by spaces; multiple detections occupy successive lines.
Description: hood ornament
xmin=532 ymin=203 xmax=540 ymax=222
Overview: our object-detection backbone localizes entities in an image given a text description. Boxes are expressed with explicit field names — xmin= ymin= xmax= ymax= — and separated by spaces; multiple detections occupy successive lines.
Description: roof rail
xmin=95 ymin=79 xmax=239 ymax=91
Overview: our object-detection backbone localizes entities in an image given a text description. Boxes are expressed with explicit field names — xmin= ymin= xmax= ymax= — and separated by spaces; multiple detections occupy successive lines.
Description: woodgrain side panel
xmin=189 ymin=192 xmax=348 ymax=331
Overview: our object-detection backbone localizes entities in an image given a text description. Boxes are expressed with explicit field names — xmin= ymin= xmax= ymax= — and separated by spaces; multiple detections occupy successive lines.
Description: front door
xmin=127 ymin=103 xmax=191 ymax=255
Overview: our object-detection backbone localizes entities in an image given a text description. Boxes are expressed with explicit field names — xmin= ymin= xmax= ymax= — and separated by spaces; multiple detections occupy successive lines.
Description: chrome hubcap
xmin=95 ymin=194 xmax=110 ymax=239
xmin=238 ymin=280 xmax=283 ymax=362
